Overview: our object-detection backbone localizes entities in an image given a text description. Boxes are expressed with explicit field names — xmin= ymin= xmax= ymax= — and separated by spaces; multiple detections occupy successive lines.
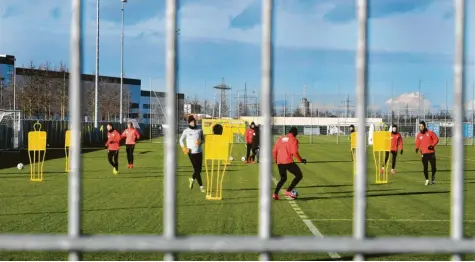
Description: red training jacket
xmin=122 ymin=128 xmax=140 ymax=145
xmin=390 ymin=132 xmax=403 ymax=152
xmin=415 ymin=130 xmax=439 ymax=154
xmin=272 ymin=133 xmax=303 ymax=165
xmin=106 ymin=130 xmax=121 ymax=151
xmin=245 ymin=128 xmax=255 ymax=144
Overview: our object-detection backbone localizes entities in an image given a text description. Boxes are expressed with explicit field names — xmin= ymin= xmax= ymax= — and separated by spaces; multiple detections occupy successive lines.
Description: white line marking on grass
xmin=438 ymin=155 xmax=475 ymax=163
xmin=272 ymin=177 xmax=341 ymax=260
xmin=310 ymin=218 xmax=475 ymax=223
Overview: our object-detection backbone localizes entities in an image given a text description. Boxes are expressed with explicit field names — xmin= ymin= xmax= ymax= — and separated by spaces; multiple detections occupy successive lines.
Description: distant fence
xmin=19 ymin=120 xmax=127 ymax=149
xmin=11 ymin=120 xmax=189 ymax=150
xmin=2 ymin=120 xmax=474 ymax=150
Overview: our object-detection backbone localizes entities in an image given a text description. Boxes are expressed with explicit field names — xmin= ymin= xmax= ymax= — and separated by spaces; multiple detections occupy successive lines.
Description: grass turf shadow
xmin=0 ymin=148 xmax=103 ymax=170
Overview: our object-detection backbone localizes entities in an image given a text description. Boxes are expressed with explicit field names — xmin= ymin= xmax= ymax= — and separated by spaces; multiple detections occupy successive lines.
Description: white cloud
xmin=465 ymin=100 xmax=475 ymax=111
xmin=385 ymin=92 xmax=431 ymax=111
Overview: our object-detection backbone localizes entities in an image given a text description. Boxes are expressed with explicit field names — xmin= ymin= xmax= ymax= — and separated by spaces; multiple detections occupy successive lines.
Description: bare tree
xmin=58 ymin=62 xmax=69 ymax=121
xmin=292 ymin=108 xmax=303 ymax=117
xmin=200 ymin=99 xmax=213 ymax=116
xmin=190 ymin=95 xmax=201 ymax=113
xmin=17 ymin=61 xmax=40 ymax=119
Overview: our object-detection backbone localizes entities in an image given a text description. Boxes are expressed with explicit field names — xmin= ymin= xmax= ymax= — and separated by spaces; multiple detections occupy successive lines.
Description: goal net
xmin=147 ymin=88 xmax=186 ymax=143
xmin=0 ymin=109 xmax=21 ymax=151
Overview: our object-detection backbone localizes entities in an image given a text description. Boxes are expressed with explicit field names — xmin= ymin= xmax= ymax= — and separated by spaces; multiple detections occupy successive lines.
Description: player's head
xmin=128 ymin=121 xmax=133 ymax=128
xmin=250 ymin=122 xmax=255 ymax=129
xmin=419 ymin=121 xmax=427 ymax=133
xmin=188 ymin=115 xmax=196 ymax=129
xmin=289 ymin=126 xmax=298 ymax=137
xmin=106 ymin=123 xmax=114 ymax=132
xmin=349 ymin=124 xmax=355 ymax=132
xmin=392 ymin=124 xmax=398 ymax=133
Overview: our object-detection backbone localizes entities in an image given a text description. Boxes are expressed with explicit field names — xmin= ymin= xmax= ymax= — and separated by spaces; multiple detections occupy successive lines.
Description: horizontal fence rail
xmin=1 ymin=236 xmax=475 ymax=254
xmin=0 ymin=0 xmax=470 ymax=260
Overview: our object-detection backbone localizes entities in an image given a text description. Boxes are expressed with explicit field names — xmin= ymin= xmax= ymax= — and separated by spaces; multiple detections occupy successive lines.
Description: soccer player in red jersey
xmin=272 ymin=127 xmax=307 ymax=200
xmin=105 ymin=123 xmax=121 ymax=175
xmin=415 ymin=121 xmax=439 ymax=185
xmin=245 ymin=122 xmax=256 ymax=163
xmin=122 ymin=122 xmax=141 ymax=169
xmin=381 ymin=124 xmax=404 ymax=174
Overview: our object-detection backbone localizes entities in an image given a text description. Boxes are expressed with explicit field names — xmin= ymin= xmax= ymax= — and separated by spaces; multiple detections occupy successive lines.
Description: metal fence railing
xmin=0 ymin=0 xmax=472 ymax=261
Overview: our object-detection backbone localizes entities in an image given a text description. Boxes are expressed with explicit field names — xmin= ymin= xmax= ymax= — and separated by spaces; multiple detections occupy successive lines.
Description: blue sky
xmin=0 ymin=0 xmax=474 ymax=112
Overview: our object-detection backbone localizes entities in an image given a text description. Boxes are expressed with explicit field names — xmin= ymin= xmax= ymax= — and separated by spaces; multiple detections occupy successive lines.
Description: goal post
xmin=0 ymin=109 xmax=22 ymax=151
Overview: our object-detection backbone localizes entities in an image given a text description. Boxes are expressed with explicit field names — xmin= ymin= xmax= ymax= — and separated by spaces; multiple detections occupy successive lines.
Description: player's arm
xmin=431 ymin=131 xmax=439 ymax=147
xmin=114 ymin=131 xmax=121 ymax=143
xmin=415 ymin=134 xmax=420 ymax=152
xmin=272 ymin=140 xmax=278 ymax=162
xmin=290 ymin=139 xmax=304 ymax=163
xmin=135 ymin=129 xmax=141 ymax=140
xmin=179 ymin=130 xmax=187 ymax=148
xmin=398 ymin=134 xmax=404 ymax=151
xmin=121 ymin=130 xmax=127 ymax=139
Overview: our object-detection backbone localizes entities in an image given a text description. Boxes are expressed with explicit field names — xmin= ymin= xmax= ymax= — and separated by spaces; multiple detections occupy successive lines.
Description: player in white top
xmin=179 ymin=115 xmax=205 ymax=192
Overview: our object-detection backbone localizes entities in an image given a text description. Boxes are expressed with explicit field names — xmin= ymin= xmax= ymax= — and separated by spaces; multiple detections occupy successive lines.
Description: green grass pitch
xmin=1 ymin=136 xmax=474 ymax=261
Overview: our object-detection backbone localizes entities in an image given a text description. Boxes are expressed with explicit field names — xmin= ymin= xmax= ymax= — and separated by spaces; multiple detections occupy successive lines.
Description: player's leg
xmin=188 ymin=153 xmax=195 ymax=189
xmin=114 ymin=151 xmax=119 ymax=171
xmin=285 ymin=163 xmax=303 ymax=198
xmin=130 ymin=145 xmax=135 ymax=167
xmin=421 ymin=154 xmax=429 ymax=185
xmin=193 ymin=152 xmax=205 ymax=192
xmin=384 ymin=151 xmax=390 ymax=166
xmin=250 ymin=147 xmax=257 ymax=163
xmin=108 ymin=150 xmax=118 ymax=174
xmin=246 ymin=144 xmax=252 ymax=163
xmin=107 ymin=151 xmax=115 ymax=168
xmin=125 ymin=145 xmax=132 ymax=167
xmin=391 ymin=151 xmax=397 ymax=173
xmin=381 ymin=151 xmax=390 ymax=173
xmin=429 ymin=153 xmax=437 ymax=184
xmin=273 ymin=164 xmax=288 ymax=200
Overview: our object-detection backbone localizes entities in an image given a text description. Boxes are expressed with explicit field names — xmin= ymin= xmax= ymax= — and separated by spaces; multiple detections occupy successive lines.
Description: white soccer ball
xmin=241 ymin=156 xmax=246 ymax=162
xmin=17 ymin=163 xmax=24 ymax=170
xmin=229 ymin=156 xmax=234 ymax=161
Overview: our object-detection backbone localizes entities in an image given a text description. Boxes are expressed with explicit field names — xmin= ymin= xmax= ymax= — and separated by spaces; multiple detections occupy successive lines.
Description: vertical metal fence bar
xmin=353 ymin=0 xmax=369 ymax=260
xmin=259 ymin=0 xmax=274 ymax=260
xmin=164 ymin=0 xmax=178 ymax=260
xmin=68 ymin=0 xmax=83 ymax=260
xmin=451 ymin=0 xmax=466 ymax=260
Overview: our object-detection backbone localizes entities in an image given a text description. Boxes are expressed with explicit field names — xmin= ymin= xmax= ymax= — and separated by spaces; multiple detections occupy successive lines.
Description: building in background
xmin=299 ymin=97 xmax=310 ymax=116
xmin=184 ymin=103 xmax=201 ymax=114
xmin=0 ymin=55 xmax=15 ymax=87
xmin=15 ymin=67 xmax=142 ymax=122
xmin=0 ymin=55 xmax=16 ymax=109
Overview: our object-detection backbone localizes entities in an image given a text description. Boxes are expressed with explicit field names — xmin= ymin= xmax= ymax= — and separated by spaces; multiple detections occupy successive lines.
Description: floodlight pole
xmin=94 ymin=0 xmax=100 ymax=128
xmin=119 ymin=0 xmax=127 ymax=124
xmin=13 ymin=58 xmax=16 ymax=111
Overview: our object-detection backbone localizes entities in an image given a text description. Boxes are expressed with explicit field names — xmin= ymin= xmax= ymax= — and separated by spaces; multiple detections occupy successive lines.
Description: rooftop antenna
xmin=213 ymin=77 xmax=231 ymax=118
xmin=341 ymin=94 xmax=354 ymax=118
